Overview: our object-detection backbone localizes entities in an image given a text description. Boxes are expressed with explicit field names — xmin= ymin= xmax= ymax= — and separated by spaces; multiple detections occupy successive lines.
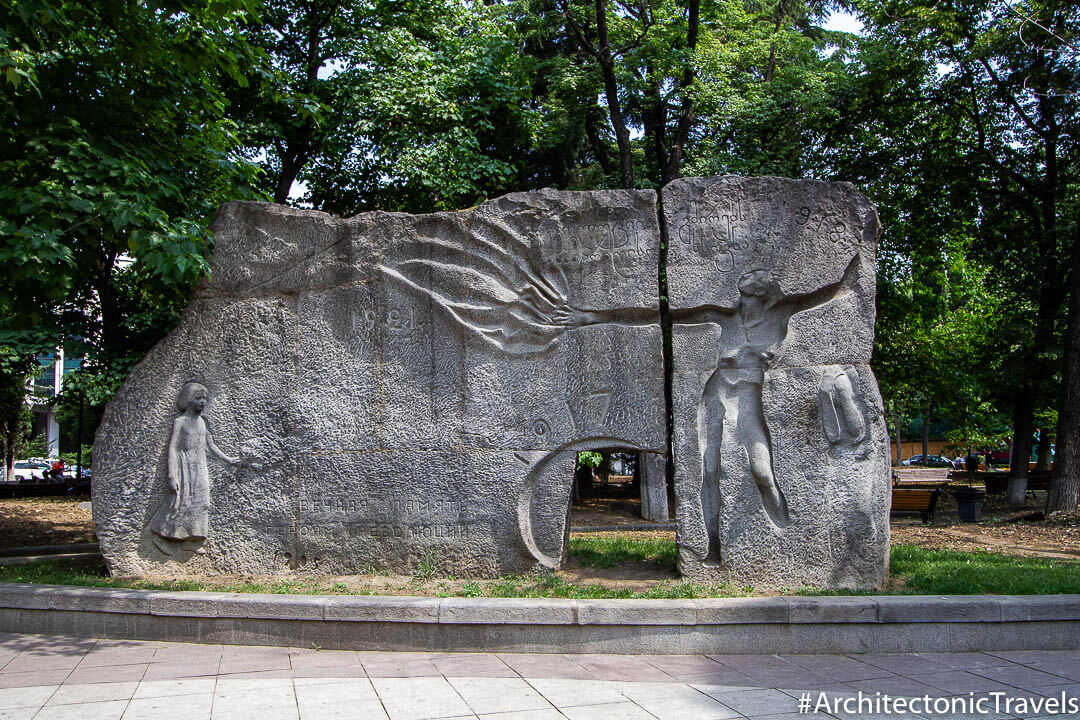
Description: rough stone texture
xmin=665 ymin=176 xmax=889 ymax=589
xmin=94 ymin=189 xmax=665 ymax=577
xmin=5 ymin=586 xmax=1079 ymax=653
xmin=94 ymin=177 xmax=888 ymax=588
xmin=638 ymin=452 xmax=669 ymax=522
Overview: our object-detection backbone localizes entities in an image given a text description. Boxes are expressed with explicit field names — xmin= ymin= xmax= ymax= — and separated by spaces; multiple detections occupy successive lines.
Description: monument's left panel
xmin=93 ymin=203 xmax=343 ymax=575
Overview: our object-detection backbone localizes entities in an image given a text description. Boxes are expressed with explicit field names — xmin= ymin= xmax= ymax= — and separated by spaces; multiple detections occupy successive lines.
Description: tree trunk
xmin=584 ymin=105 xmax=614 ymax=175
xmin=921 ymin=402 xmax=930 ymax=461
xmin=94 ymin=246 xmax=122 ymax=356
xmin=1048 ymin=215 xmax=1080 ymax=512
xmin=893 ymin=403 xmax=902 ymax=466
xmin=2 ymin=419 xmax=14 ymax=483
xmin=273 ymin=163 xmax=299 ymax=205
xmin=1007 ymin=389 xmax=1035 ymax=505
xmin=592 ymin=0 xmax=633 ymax=189
xmin=643 ymin=71 xmax=663 ymax=175
xmin=273 ymin=147 xmax=310 ymax=205
xmin=560 ymin=0 xmax=634 ymax=188
xmin=660 ymin=0 xmax=698 ymax=186
xmin=600 ymin=59 xmax=634 ymax=189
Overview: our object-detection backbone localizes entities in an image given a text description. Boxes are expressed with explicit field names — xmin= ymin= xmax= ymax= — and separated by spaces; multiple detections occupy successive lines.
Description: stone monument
xmin=93 ymin=176 xmax=889 ymax=589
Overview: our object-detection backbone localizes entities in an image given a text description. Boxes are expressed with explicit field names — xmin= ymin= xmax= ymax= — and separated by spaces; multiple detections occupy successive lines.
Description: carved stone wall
xmin=666 ymin=177 xmax=889 ymax=589
xmin=94 ymin=190 xmax=665 ymax=577
xmin=93 ymin=177 xmax=889 ymax=588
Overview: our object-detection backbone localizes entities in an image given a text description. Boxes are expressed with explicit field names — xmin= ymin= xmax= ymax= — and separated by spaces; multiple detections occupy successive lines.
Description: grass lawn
xmin=1 ymin=537 xmax=1077 ymax=598
xmin=885 ymin=544 xmax=1080 ymax=595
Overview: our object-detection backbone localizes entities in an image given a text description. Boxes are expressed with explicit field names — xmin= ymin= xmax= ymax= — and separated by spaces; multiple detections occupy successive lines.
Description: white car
xmin=11 ymin=460 xmax=51 ymax=483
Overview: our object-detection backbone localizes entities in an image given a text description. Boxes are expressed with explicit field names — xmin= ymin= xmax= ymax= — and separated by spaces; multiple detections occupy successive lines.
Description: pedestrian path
xmin=0 ymin=633 xmax=1077 ymax=718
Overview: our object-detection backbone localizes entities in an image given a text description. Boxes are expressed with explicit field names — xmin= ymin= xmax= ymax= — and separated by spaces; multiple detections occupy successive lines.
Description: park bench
xmin=980 ymin=472 xmax=1050 ymax=496
xmin=890 ymin=487 xmax=942 ymax=524
xmin=892 ymin=467 xmax=950 ymax=488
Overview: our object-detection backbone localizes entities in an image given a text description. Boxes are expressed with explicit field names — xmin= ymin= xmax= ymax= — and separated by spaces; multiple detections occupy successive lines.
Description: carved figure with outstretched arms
xmin=549 ymin=253 xmax=860 ymax=562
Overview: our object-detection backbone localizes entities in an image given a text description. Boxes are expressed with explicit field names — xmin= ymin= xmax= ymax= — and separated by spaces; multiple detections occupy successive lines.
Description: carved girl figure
xmin=150 ymin=382 xmax=239 ymax=554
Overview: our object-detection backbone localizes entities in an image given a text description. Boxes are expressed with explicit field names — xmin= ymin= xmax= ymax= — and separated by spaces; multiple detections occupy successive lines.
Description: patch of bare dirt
xmin=570 ymin=496 xmax=647 ymax=526
xmin=0 ymin=496 xmax=95 ymax=549
xmin=889 ymin=487 xmax=1080 ymax=559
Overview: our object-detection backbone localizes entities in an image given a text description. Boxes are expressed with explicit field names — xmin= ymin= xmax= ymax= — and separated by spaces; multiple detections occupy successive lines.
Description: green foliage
xmin=235 ymin=0 xmax=537 ymax=213
xmin=847 ymin=0 xmax=1080 ymax=457
xmin=0 ymin=395 xmax=31 ymax=471
xmin=687 ymin=0 xmax=856 ymax=179
xmin=2 ymin=0 xmax=1074 ymax=457
xmin=413 ymin=549 xmax=441 ymax=583
xmin=1 ymin=0 xmax=264 ymax=409
xmin=21 ymin=432 xmax=48 ymax=459
xmin=943 ymin=428 xmax=1010 ymax=457
xmin=576 ymin=451 xmax=603 ymax=470
xmin=59 ymin=445 xmax=91 ymax=468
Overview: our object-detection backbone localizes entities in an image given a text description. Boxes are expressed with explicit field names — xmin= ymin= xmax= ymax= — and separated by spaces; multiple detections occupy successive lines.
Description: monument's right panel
xmin=665 ymin=176 xmax=890 ymax=590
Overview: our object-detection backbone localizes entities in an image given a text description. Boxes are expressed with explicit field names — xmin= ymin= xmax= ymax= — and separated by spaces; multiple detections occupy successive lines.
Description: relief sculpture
xmin=379 ymin=211 xmax=656 ymax=355
xmin=665 ymin=176 xmax=889 ymax=589
xmin=819 ymin=366 xmax=867 ymax=445
xmin=94 ymin=178 xmax=890 ymax=590
xmin=149 ymin=382 xmax=243 ymax=555
xmin=676 ymin=256 xmax=860 ymax=561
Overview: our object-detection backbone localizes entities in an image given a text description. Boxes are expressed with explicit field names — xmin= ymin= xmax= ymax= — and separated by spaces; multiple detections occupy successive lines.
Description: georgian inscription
xmin=670 ymin=199 xmax=749 ymax=271
xmin=538 ymin=220 xmax=648 ymax=277
xmin=796 ymin=206 xmax=849 ymax=245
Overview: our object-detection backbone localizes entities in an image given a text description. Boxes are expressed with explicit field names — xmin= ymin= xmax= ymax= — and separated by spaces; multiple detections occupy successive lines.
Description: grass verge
xmin=567 ymin=534 xmax=678 ymax=570
xmin=0 ymin=539 xmax=1077 ymax=598
xmin=885 ymin=544 xmax=1080 ymax=595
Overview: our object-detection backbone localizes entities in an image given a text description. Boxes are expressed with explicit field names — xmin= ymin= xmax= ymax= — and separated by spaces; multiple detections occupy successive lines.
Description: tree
xmin=233 ymin=0 xmax=538 ymax=214
xmin=1050 ymin=211 xmax=1080 ymax=511
xmin=0 ymin=0 xmax=264 ymax=408
xmin=849 ymin=0 xmax=1078 ymax=505
xmin=230 ymin=0 xmax=373 ymax=204
xmin=0 ymin=358 xmax=34 ymax=482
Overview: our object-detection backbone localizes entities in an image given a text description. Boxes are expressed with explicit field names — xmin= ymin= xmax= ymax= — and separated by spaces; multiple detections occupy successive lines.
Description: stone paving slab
xmin=0 ymin=633 xmax=1078 ymax=718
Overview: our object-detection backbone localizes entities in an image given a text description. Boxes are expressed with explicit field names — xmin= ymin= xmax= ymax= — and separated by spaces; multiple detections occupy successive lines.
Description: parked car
xmin=901 ymin=454 xmax=953 ymax=467
xmin=11 ymin=460 xmax=50 ymax=483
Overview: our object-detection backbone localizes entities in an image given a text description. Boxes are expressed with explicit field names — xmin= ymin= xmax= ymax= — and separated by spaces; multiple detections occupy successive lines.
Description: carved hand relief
xmin=819 ymin=366 xmax=866 ymax=445
xmin=149 ymin=382 xmax=245 ymax=556
xmin=379 ymin=212 xmax=657 ymax=356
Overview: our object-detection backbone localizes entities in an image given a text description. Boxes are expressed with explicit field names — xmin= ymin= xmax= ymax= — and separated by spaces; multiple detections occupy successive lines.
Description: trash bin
xmin=953 ymin=486 xmax=985 ymax=523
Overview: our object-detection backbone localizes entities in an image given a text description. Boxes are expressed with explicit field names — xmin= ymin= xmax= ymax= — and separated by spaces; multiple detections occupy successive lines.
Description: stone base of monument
xmin=0 ymin=585 xmax=1077 ymax=654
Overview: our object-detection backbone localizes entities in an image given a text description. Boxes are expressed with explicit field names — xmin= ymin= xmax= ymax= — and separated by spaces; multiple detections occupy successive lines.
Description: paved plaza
xmin=0 ymin=634 xmax=1076 ymax=718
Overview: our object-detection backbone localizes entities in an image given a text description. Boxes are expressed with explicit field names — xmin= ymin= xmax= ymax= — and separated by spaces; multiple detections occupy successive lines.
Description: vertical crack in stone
xmin=655 ymin=187 xmax=677 ymax=513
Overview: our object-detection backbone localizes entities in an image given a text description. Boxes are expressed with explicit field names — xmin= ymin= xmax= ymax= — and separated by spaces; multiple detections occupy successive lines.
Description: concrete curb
xmin=0 ymin=543 xmax=99 ymax=558
xmin=0 ymin=584 xmax=1077 ymax=654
